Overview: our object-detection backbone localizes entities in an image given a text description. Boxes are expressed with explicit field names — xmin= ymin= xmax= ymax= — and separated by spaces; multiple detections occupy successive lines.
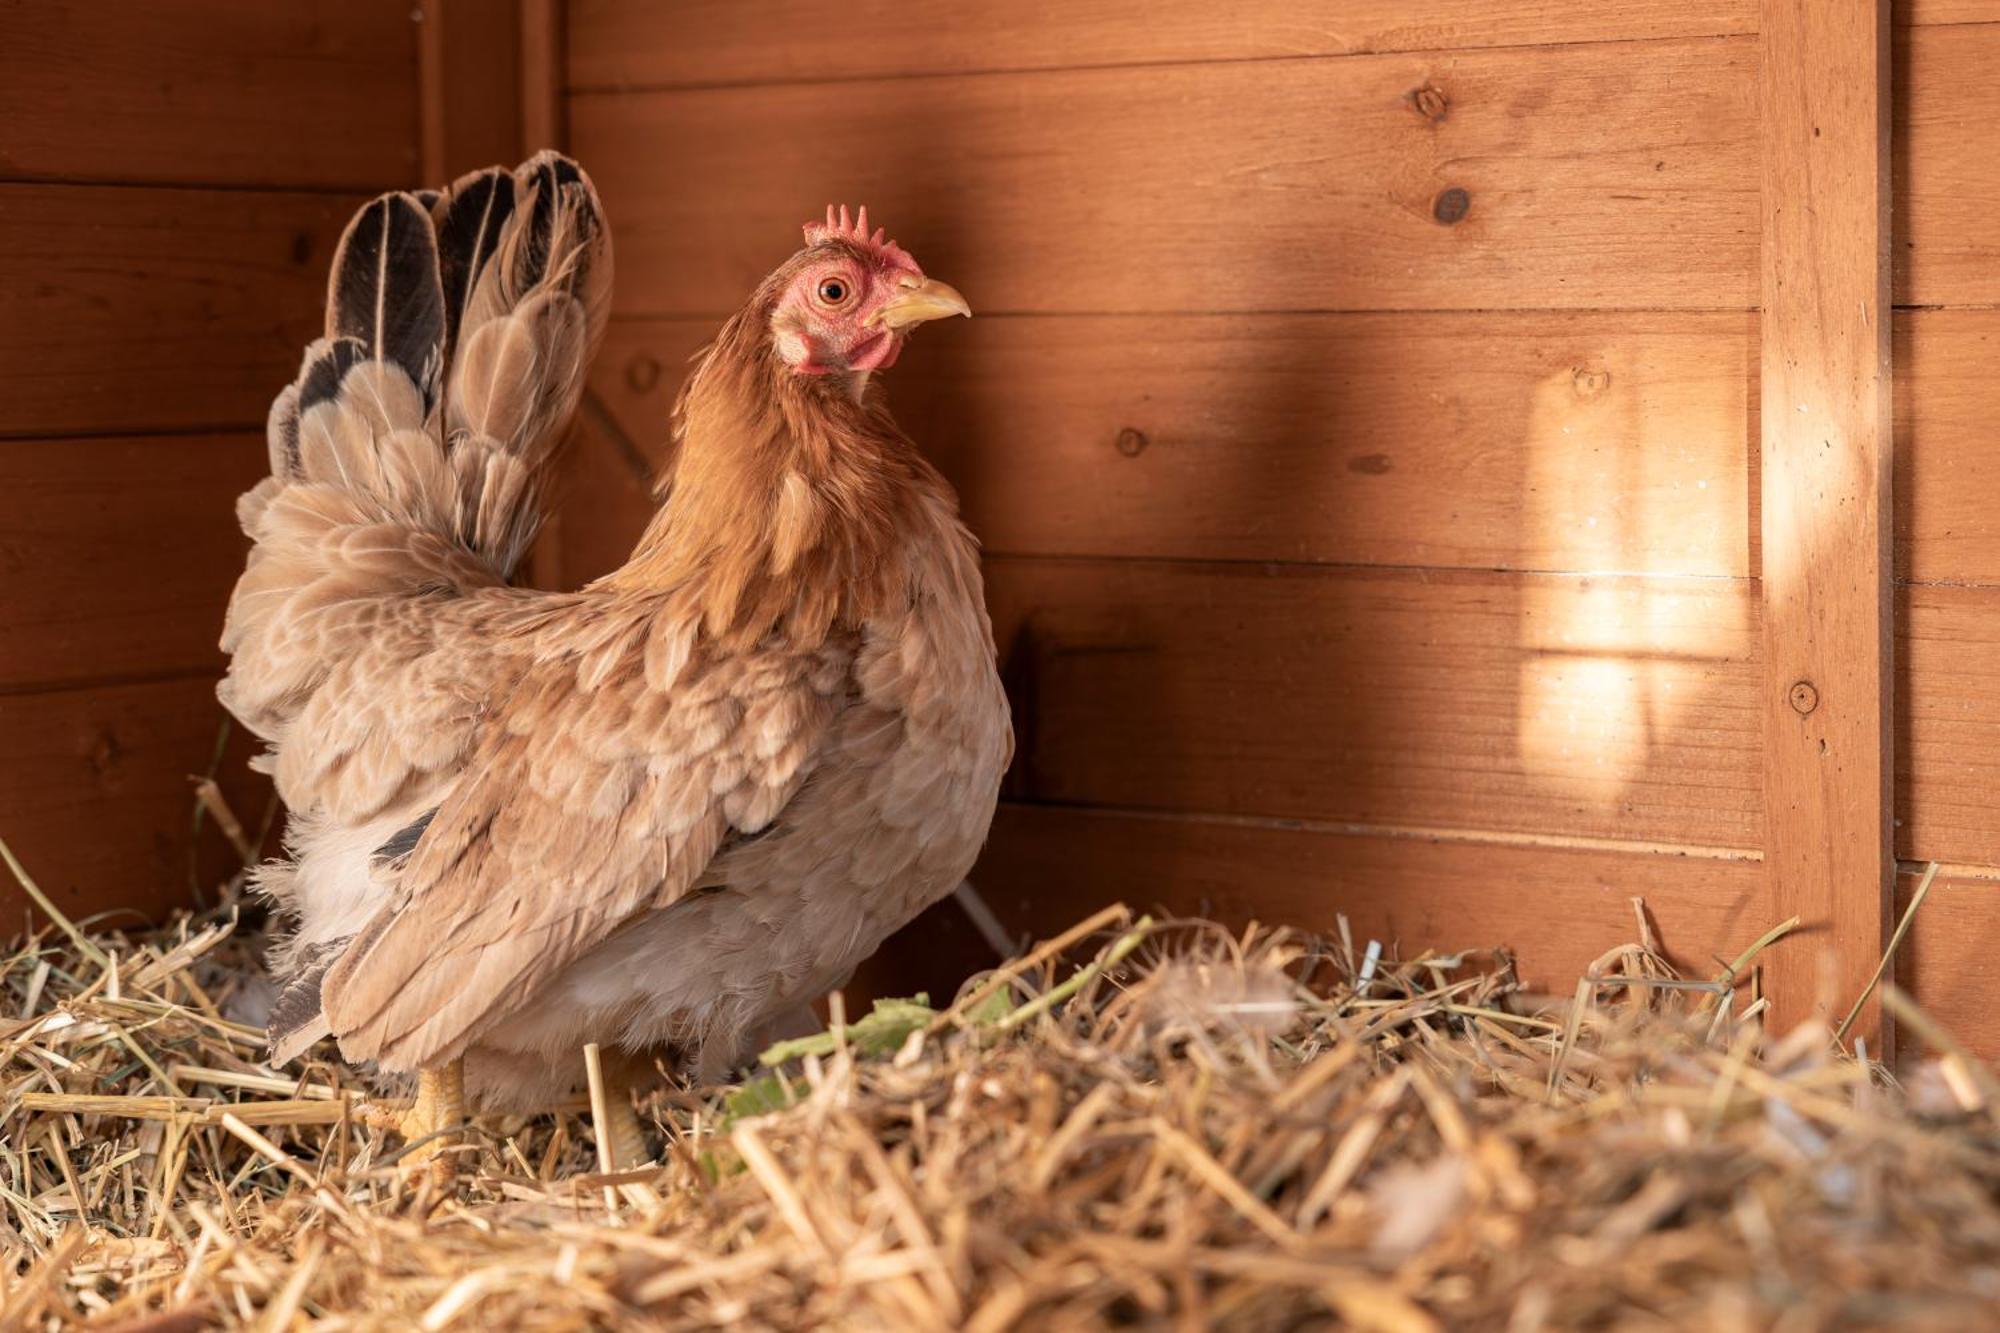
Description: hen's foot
xmin=368 ymin=1060 xmax=465 ymax=1182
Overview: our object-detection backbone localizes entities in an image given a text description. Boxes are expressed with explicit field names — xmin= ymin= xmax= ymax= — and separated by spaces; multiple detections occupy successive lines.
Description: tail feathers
xmin=224 ymin=153 xmax=608 ymax=741
xmin=433 ymin=166 xmax=518 ymax=360
xmin=328 ymin=192 xmax=447 ymax=413
xmin=262 ymin=189 xmax=447 ymax=507
xmin=433 ymin=150 xmax=612 ymax=574
xmin=252 ymin=151 xmax=607 ymax=577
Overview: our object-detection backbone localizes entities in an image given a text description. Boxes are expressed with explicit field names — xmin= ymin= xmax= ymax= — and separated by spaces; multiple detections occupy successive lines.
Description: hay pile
xmin=7 ymin=876 xmax=2000 ymax=1330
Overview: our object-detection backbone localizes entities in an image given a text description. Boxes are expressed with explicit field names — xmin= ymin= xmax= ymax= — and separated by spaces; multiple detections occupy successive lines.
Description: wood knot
xmin=1347 ymin=453 xmax=1393 ymax=475
xmin=1572 ymin=367 xmax=1612 ymax=398
xmin=1115 ymin=427 xmax=1149 ymax=458
xmin=1788 ymin=680 xmax=1820 ymax=716
xmin=1406 ymin=84 xmax=1449 ymax=123
xmin=290 ymin=232 xmax=315 ymax=266
xmin=625 ymin=354 xmax=662 ymax=394
xmin=85 ymin=728 xmax=125 ymax=778
xmin=1432 ymin=188 xmax=1471 ymax=225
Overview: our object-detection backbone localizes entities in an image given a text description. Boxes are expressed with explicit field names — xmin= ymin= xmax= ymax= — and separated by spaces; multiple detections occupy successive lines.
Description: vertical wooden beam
xmin=1759 ymin=0 xmax=1893 ymax=1050
xmin=415 ymin=0 xmax=528 ymax=184
xmin=418 ymin=0 xmax=573 ymax=591
xmin=520 ymin=0 xmax=569 ymax=592
xmin=520 ymin=0 xmax=564 ymax=154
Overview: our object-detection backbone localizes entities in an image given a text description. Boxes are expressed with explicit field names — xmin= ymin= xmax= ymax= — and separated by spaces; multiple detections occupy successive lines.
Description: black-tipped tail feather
xmin=328 ymin=193 xmax=447 ymax=415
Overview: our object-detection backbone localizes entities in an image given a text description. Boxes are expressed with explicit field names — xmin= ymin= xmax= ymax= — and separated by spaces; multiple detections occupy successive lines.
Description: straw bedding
xmin=5 ymin=859 xmax=2000 ymax=1330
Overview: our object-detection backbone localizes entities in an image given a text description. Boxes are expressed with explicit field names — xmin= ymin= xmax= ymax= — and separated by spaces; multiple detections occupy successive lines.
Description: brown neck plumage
xmin=601 ymin=305 xmax=946 ymax=646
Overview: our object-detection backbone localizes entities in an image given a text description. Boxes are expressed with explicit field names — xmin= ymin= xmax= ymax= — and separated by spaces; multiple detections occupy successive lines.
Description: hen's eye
xmin=816 ymin=277 xmax=850 ymax=305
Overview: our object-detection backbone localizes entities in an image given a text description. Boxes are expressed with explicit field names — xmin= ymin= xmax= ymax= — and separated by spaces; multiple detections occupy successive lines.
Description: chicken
xmin=220 ymin=153 xmax=1011 ymax=1169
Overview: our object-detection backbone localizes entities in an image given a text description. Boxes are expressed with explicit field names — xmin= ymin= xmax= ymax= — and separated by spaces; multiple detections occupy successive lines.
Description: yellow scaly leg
xmin=598 ymin=1092 xmax=651 ymax=1172
xmin=398 ymin=1059 xmax=465 ymax=1179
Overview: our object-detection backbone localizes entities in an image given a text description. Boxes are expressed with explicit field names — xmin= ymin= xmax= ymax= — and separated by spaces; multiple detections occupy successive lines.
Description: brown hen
xmin=220 ymin=155 xmax=1010 ymax=1166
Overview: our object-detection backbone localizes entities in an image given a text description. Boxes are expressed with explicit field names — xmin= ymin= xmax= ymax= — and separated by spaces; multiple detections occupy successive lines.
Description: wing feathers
xmin=318 ymin=636 xmax=849 ymax=1069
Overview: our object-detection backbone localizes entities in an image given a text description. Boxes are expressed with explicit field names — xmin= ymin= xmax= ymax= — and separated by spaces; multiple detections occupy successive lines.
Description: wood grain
xmin=985 ymin=558 xmax=1762 ymax=849
xmin=1896 ymin=869 xmax=2000 ymax=1065
xmin=1899 ymin=586 xmax=2000 ymax=867
xmin=521 ymin=0 xmax=565 ymax=152
xmin=551 ymin=445 xmax=1767 ymax=853
xmin=0 ymin=0 xmax=418 ymax=190
xmin=0 ymin=185 xmax=356 ymax=439
xmin=1898 ymin=24 xmax=2000 ymax=307
xmin=0 ymin=435 xmax=264 ymax=691
xmin=418 ymin=0 xmax=581 ymax=586
xmin=0 ymin=677 xmax=269 ymax=932
xmin=570 ymin=0 xmax=1757 ymax=89
xmin=1895 ymin=310 xmax=2000 ymax=587
xmin=1902 ymin=0 xmax=2000 ymax=22
xmin=855 ymin=802 xmax=1773 ymax=1012
xmin=572 ymin=304 xmax=2000 ymax=588
xmin=1759 ymin=0 xmax=1892 ymax=1041
xmin=582 ymin=312 xmax=1757 ymax=579
xmin=572 ymin=37 xmax=1758 ymax=317
xmin=567 ymin=322 xmax=2000 ymax=878
xmin=419 ymin=0 xmax=527 ymax=182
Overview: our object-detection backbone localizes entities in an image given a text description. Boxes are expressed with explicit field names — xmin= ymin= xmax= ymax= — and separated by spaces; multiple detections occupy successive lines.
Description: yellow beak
xmin=871 ymin=277 xmax=972 ymax=330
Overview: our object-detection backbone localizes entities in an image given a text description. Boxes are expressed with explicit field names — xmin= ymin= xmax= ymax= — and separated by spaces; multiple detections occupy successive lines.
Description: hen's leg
xmin=397 ymin=1059 xmax=466 ymax=1177
xmin=597 ymin=1091 xmax=652 ymax=1171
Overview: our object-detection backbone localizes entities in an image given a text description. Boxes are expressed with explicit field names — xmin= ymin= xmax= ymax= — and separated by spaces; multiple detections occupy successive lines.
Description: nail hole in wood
xmin=625 ymin=354 xmax=662 ymax=394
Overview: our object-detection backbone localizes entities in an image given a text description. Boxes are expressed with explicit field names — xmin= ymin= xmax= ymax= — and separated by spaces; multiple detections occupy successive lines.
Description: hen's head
xmin=768 ymin=206 xmax=970 ymax=376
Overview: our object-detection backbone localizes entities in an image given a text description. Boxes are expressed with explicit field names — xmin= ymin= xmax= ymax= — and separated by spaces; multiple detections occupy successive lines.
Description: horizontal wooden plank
xmin=573 ymin=37 xmax=1758 ymax=317
xmin=570 ymin=0 xmax=1757 ymax=89
xmin=1898 ymin=585 xmax=2000 ymax=866
xmin=1896 ymin=0 xmax=2000 ymax=18
xmin=1899 ymin=24 xmax=2000 ymax=307
xmin=0 ymin=677 xmax=269 ymax=934
xmin=570 ymin=307 xmax=2000 ymax=589
xmin=0 ymin=435 xmax=263 ymax=690
xmin=582 ymin=312 xmax=1756 ymax=578
xmin=856 ymin=803 xmax=1773 ymax=1008
xmin=559 ymin=508 xmax=1764 ymax=851
xmin=1896 ymin=869 xmax=2000 ymax=1064
xmin=986 ymin=558 xmax=1762 ymax=847
xmin=0 ymin=186 xmax=357 ymax=438
xmin=570 ymin=0 xmax=1989 ymax=96
xmin=553 ymin=468 xmax=1766 ymax=850
xmin=1903 ymin=1 xmax=2000 ymax=22
xmin=1896 ymin=310 xmax=2000 ymax=585
xmin=1 ymin=1 xmax=418 ymax=190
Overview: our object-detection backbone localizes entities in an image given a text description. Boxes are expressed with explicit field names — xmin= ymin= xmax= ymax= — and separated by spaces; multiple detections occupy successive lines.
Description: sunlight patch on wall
xmin=1514 ymin=356 xmax=1750 ymax=808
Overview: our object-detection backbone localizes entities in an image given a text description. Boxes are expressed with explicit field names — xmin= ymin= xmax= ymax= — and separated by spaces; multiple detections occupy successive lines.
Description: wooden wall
xmin=1895 ymin=8 xmax=2000 ymax=1058
xmin=0 ymin=0 xmax=552 ymax=931
xmin=0 ymin=3 xmax=421 ymax=924
xmin=560 ymin=0 xmax=2000 ymax=1054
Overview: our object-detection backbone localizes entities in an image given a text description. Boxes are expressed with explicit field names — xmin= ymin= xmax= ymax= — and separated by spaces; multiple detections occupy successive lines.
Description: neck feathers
xmin=604 ymin=308 xmax=951 ymax=645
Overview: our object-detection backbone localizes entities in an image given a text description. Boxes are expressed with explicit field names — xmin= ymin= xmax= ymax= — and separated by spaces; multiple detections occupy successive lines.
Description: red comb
xmin=803 ymin=204 xmax=917 ymax=270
